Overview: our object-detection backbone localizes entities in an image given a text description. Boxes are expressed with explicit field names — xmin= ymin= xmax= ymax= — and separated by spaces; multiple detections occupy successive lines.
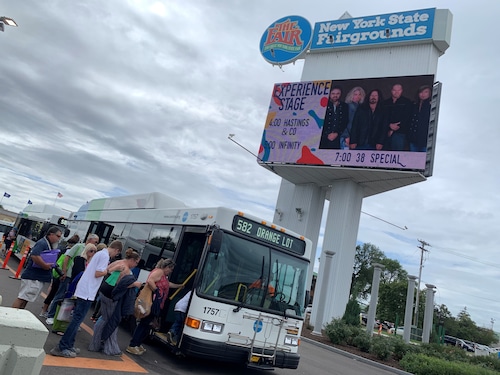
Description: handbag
xmin=56 ymin=298 xmax=75 ymax=322
xmin=134 ymin=284 xmax=153 ymax=319
xmin=52 ymin=305 xmax=70 ymax=334
xmin=151 ymin=289 xmax=163 ymax=316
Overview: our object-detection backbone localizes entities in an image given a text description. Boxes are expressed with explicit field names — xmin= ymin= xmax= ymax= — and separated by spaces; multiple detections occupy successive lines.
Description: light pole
xmin=0 ymin=16 xmax=18 ymax=32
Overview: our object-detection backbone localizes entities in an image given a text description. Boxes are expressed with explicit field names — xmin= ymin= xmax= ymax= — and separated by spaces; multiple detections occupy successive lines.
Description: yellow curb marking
xmin=28 ymin=277 xmax=149 ymax=373
xmin=42 ymin=353 xmax=148 ymax=373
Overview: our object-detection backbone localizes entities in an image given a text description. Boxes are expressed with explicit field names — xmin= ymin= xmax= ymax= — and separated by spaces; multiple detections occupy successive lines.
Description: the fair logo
xmin=260 ymin=16 xmax=312 ymax=66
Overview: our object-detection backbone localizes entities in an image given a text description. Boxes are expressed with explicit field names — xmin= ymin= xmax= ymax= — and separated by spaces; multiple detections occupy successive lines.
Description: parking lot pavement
xmin=0 ymin=255 xmax=151 ymax=375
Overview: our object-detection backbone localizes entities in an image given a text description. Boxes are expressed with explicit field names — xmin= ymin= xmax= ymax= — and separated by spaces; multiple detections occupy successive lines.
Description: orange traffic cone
xmin=1 ymin=241 xmax=15 ymax=270
xmin=10 ymin=246 xmax=30 ymax=280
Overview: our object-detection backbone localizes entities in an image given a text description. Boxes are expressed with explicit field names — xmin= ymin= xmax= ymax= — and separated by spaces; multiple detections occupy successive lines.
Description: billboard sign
xmin=260 ymin=15 xmax=313 ymax=65
xmin=310 ymin=8 xmax=435 ymax=50
xmin=258 ymin=75 xmax=435 ymax=171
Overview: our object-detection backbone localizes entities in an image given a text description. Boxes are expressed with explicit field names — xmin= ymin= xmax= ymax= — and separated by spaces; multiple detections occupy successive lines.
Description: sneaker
xmin=46 ymin=318 xmax=54 ymax=325
xmin=70 ymin=347 xmax=80 ymax=354
xmin=167 ymin=331 xmax=177 ymax=346
xmin=139 ymin=345 xmax=147 ymax=353
xmin=39 ymin=311 xmax=48 ymax=318
xmin=126 ymin=346 xmax=144 ymax=356
xmin=50 ymin=346 xmax=76 ymax=358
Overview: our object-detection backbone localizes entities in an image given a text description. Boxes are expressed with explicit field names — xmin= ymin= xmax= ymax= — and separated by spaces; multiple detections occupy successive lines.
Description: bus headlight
xmin=201 ymin=320 xmax=224 ymax=334
xmin=284 ymin=335 xmax=300 ymax=346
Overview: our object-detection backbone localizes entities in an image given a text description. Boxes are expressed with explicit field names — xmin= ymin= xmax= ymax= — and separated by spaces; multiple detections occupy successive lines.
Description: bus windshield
xmin=198 ymin=231 xmax=309 ymax=317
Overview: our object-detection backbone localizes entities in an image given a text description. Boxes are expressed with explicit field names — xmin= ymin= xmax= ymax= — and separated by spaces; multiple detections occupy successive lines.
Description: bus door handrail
xmin=169 ymin=269 xmax=197 ymax=300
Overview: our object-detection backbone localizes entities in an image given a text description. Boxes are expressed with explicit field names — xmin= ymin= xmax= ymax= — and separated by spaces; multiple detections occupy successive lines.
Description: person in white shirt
xmin=49 ymin=240 xmax=123 ymax=358
xmin=166 ymin=290 xmax=192 ymax=346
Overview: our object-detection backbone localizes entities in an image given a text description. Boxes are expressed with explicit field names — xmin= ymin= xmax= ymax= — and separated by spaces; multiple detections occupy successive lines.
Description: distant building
xmin=0 ymin=207 xmax=17 ymax=223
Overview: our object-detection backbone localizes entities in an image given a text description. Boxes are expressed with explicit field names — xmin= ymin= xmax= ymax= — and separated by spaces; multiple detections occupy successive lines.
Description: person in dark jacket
xmin=409 ymin=85 xmax=432 ymax=152
xmin=89 ymin=249 xmax=140 ymax=356
xmin=350 ymin=89 xmax=385 ymax=150
xmin=382 ymin=83 xmax=413 ymax=151
xmin=319 ymin=85 xmax=349 ymax=149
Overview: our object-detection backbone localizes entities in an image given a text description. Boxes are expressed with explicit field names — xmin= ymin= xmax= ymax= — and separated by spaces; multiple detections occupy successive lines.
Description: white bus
xmin=66 ymin=192 xmax=312 ymax=369
xmin=12 ymin=204 xmax=70 ymax=259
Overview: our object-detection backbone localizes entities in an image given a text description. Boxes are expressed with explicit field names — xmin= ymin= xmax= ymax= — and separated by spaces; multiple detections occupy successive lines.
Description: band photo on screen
xmin=259 ymin=74 xmax=436 ymax=171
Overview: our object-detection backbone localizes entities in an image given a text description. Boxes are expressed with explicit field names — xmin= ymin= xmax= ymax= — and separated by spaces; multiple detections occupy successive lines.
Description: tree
xmin=350 ymin=243 xmax=407 ymax=300
xmin=348 ymin=242 xmax=497 ymax=346
xmin=377 ymin=280 xmax=408 ymax=323
xmin=342 ymin=297 xmax=361 ymax=326
xmin=456 ymin=307 xmax=477 ymax=342
xmin=379 ymin=258 xmax=407 ymax=284
xmin=350 ymin=243 xmax=384 ymax=299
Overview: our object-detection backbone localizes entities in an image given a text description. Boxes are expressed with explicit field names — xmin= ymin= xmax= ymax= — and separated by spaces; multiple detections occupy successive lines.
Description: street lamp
xmin=0 ymin=16 xmax=18 ymax=32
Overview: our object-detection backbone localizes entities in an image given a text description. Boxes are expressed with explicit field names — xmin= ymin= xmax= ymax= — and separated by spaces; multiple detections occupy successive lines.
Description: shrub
xmin=324 ymin=318 xmax=350 ymax=345
xmin=352 ymin=331 xmax=372 ymax=352
xmin=342 ymin=298 xmax=361 ymax=326
xmin=400 ymin=353 xmax=499 ymax=375
xmin=345 ymin=325 xmax=364 ymax=346
xmin=468 ymin=354 xmax=500 ymax=372
xmin=388 ymin=335 xmax=412 ymax=360
xmin=419 ymin=343 xmax=469 ymax=362
xmin=370 ymin=335 xmax=393 ymax=360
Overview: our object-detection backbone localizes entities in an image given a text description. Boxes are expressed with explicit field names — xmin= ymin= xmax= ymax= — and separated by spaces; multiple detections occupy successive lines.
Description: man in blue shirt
xmin=12 ymin=226 xmax=62 ymax=309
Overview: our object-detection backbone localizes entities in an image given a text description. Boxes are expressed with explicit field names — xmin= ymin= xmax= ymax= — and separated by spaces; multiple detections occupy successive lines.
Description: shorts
xmin=18 ymin=279 xmax=46 ymax=302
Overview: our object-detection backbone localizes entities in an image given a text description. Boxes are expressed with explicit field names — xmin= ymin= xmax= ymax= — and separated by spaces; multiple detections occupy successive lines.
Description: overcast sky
xmin=0 ymin=1 xmax=498 ymax=329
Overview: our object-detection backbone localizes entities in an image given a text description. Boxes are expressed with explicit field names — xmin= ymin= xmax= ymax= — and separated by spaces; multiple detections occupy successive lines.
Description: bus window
xmin=122 ymin=223 xmax=152 ymax=260
xmin=144 ymin=225 xmax=179 ymax=269
xmin=199 ymin=234 xmax=270 ymax=305
xmin=108 ymin=222 xmax=129 ymax=243
xmin=198 ymin=232 xmax=308 ymax=316
xmin=170 ymin=230 xmax=205 ymax=288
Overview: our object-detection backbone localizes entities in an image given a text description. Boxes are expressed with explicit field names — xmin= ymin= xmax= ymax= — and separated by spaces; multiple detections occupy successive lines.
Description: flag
xmin=3 ymin=192 xmax=10 ymax=198
xmin=57 ymin=192 xmax=63 ymax=198
xmin=27 ymin=200 xmax=32 ymax=205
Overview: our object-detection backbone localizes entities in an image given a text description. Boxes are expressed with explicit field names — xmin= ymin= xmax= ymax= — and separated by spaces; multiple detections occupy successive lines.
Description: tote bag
xmin=56 ymin=298 xmax=75 ymax=322
xmin=134 ymin=284 xmax=153 ymax=319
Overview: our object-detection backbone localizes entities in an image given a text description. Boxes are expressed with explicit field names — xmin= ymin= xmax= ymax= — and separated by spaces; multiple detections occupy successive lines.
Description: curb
xmin=301 ymin=337 xmax=413 ymax=375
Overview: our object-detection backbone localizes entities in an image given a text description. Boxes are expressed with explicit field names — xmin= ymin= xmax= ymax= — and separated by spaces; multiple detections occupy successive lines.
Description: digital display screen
xmin=258 ymin=74 xmax=435 ymax=171
xmin=232 ymin=216 xmax=306 ymax=256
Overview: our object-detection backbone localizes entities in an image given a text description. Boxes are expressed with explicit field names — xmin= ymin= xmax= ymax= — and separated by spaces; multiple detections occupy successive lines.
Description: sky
xmin=0 ymin=1 xmax=498 ymax=330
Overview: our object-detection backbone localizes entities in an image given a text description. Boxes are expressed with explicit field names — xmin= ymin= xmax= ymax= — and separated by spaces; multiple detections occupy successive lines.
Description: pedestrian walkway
xmin=0 ymin=254 xmax=149 ymax=374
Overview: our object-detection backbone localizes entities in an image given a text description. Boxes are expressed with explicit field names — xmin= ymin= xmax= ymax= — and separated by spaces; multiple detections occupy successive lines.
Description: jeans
xmin=169 ymin=311 xmax=186 ymax=342
xmin=47 ymin=277 xmax=70 ymax=318
xmin=340 ymin=136 xmax=349 ymax=150
xmin=389 ymin=133 xmax=407 ymax=151
xmin=410 ymin=143 xmax=426 ymax=152
xmin=129 ymin=313 xmax=155 ymax=347
xmin=59 ymin=298 xmax=93 ymax=351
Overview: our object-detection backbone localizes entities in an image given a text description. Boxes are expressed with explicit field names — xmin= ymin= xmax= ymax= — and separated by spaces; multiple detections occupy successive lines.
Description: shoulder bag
xmin=134 ymin=283 xmax=153 ymax=319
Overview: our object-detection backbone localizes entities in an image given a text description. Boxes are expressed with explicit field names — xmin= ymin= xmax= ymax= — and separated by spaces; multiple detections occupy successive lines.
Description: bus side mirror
xmin=208 ymin=229 xmax=223 ymax=254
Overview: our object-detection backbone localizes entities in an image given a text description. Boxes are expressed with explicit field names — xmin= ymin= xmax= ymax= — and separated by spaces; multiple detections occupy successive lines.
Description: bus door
xmin=87 ymin=221 xmax=114 ymax=244
xmin=163 ymin=227 xmax=206 ymax=329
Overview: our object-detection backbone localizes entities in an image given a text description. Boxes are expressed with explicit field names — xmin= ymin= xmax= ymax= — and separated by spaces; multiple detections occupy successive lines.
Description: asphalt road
xmin=0 ymin=254 xmax=410 ymax=375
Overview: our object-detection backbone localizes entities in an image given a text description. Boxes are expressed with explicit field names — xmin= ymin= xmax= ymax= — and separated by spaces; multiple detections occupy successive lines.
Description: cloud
xmin=0 ymin=0 xmax=499 ymax=329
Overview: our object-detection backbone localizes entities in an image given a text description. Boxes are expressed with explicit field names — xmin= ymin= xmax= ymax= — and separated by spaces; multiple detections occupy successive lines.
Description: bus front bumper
xmin=179 ymin=335 xmax=300 ymax=369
